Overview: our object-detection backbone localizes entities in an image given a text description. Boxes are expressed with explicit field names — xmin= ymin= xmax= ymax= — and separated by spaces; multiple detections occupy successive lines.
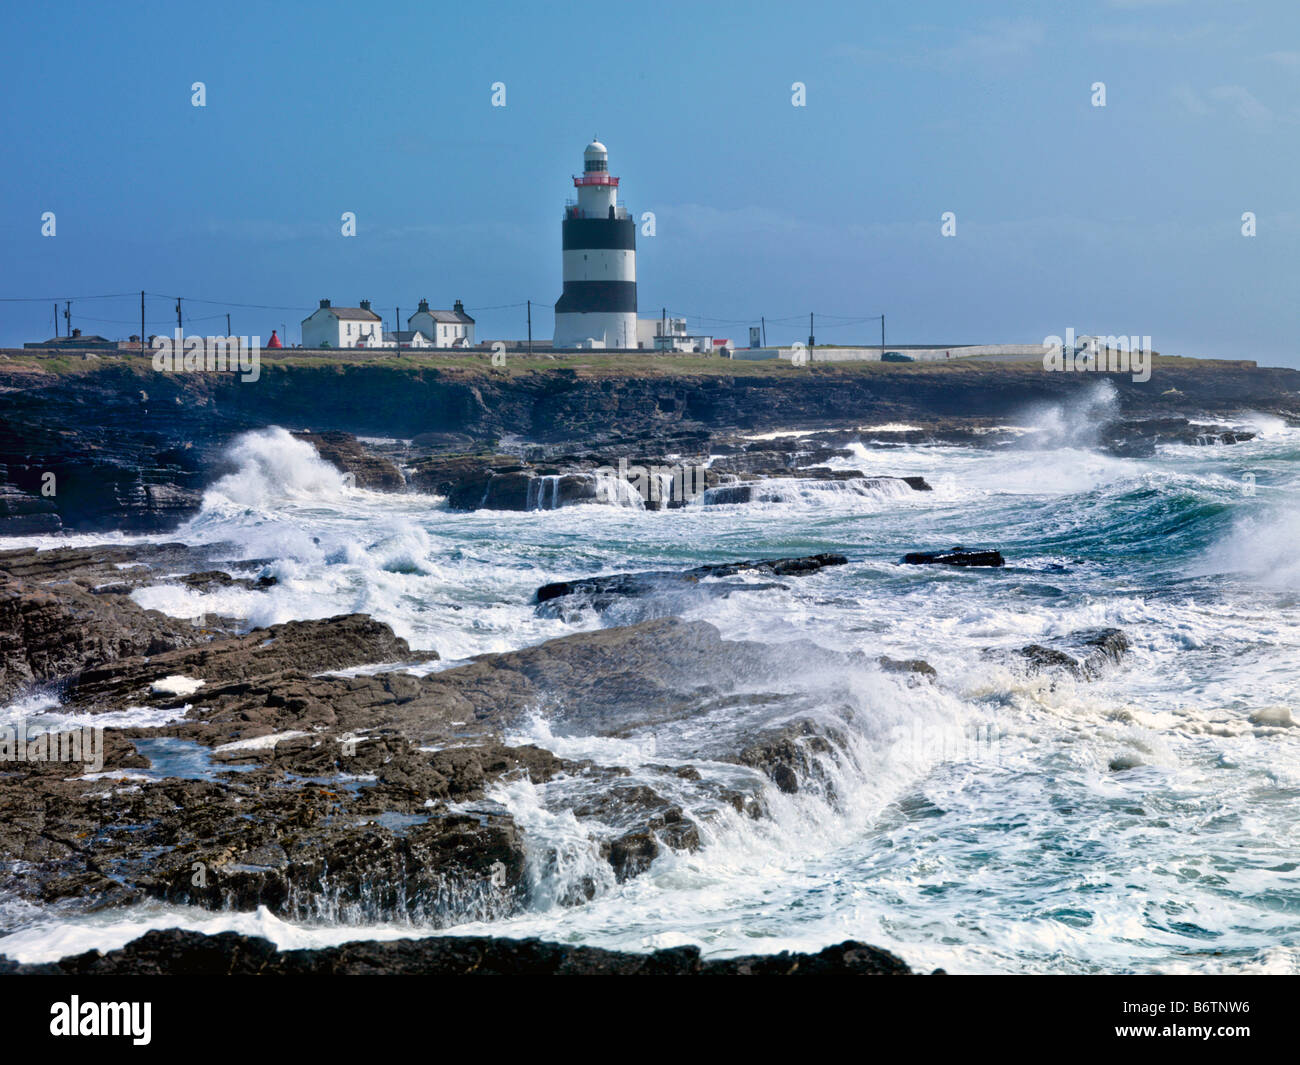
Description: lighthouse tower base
xmin=553 ymin=311 xmax=637 ymax=350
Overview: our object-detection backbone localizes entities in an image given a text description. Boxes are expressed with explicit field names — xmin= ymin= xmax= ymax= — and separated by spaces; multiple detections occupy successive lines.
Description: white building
xmin=301 ymin=299 xmax=384 ymax=349
xmin=636 ymin=316 xmax=707 ymax=351
xmin=384 ymin=330 xmax=433 ymax=350
xmin=408 ymin=299 xmax=475 ymax=348
xmin=554 ymin=139 xmax=637 ymax=349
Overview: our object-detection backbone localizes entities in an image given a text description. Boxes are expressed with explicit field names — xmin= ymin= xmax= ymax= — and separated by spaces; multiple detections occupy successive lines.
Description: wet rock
xmin=0 ymin=571 xmax=206 ymax=703
xmin=902 ymin=547 xmax=1005 ymax=568
xmin=1101 ymin=418 xmax=1257 ymax=458
xmin=177 ymin=569 xmax=277 ymax=592
xmin=735 ymin=718 xmax=848 ymax=797
xmin=0 ymin=929 xmax=915 ymax=975
xmin=536 ymin=553 xmax=849 ymax=612
xmin=407 ymin=454 xmax=522 ymax=509
xmin=0 ymin=483 xmax=61 ymax=533
xmin=878 ymin=656 xmax=938 ymax=679
xmin=291 ymin=430 xmax=404 ymax=490
xmin=0 ymin=758 xmax=528 ymax=925
xmin=575 ymin=781 xmax=703 ymax=881
xmin=0 ymin=551 xmax=877 ymax=931
xmin=67 ymin=613 xmax=431 ymax=709
xmin=988 ymin=627 xmax=1131 ymax=681
xmin=701 ymin=475 xmax=928 ymax=506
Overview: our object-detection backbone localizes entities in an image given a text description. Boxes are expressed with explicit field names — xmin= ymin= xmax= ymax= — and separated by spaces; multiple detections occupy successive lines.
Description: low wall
xmin=729 ymin=345 xmax=1048 ymax=363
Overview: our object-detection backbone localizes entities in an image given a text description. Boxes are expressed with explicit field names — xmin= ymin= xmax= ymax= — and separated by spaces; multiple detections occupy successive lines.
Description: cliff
xmin=0 ymin=351 xmax=1296 ymax=531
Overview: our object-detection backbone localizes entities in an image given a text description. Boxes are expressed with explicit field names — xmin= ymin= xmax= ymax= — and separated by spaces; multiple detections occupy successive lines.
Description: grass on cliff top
xmin=0 ymin=349 xmax=1261 ymax=380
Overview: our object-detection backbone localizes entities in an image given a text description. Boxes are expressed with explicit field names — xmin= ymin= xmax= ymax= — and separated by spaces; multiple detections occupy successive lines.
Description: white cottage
xmin=384 ymin=330 xmax=433 ymax=350
xmin=408 ymin=299 xmax=475 ymax=348
xmin=301 ymin=299 xmax=384 ymax=349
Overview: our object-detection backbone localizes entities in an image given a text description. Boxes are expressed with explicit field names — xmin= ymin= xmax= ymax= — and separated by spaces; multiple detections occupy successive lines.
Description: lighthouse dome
xmin=584 ymin=139 xmax=607 ymax=159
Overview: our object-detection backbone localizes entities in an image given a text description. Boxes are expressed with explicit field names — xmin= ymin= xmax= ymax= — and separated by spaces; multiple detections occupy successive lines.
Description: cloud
xmin=1264 ymin=50 xmax=1300 ymax=67
xmin=1171 ymin=84 xmax=1212 ymax=116
xmin=945 ymin=19 xmax=1046 ymax=61
xmin=833 ymin=19 xmax=1045 ymax=68
xmin=1208 ymin=84 xmax=1273 ymax=123
xmin=1173 ymin=83 xmax=1275 ymax=124
xmin=1089 ymin=21 xmax=1224 ymax=47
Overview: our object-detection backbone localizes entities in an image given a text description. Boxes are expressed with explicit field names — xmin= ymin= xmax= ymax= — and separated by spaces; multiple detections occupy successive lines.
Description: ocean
xmin=3 ymin=386 xmax=1298 ymax=974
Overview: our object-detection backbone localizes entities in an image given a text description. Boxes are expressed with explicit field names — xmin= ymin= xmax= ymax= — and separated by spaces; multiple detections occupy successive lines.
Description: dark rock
xmin=736 ymin=718 xmax=848 ymax=798
xmin=407 ymin=454 xmax=521 ymax=509
xmin=902 ymin=547 xmax=1005 ymax=568
xmin=1101 ymin=417 xmax=1257 ymax=457
xmin=0 ymin=929 xmax=914 ymax=975
xmin=290 ymin=431 xmax=405 ymax=490
xmin=536 ymin=554 xmax=849 ymax=611
xmin=989 ymin=627 xmax=1132 ymax=680
xmin=67 ymin=613 xmax=432 ymax=709
xmin=0 ymin=483 xmax=61 ymax=533
xmin=878 ymin=656 xmax=938 ymax=678
xmin=0 ymin=571 xmax=207 ymax=703
xmin=700 ymin=475 xmax=927 ymax=506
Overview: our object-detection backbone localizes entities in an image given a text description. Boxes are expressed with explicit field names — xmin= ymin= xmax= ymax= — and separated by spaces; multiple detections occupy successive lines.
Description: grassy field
xmin=0 ymin=348 xmax=1258 ymax=380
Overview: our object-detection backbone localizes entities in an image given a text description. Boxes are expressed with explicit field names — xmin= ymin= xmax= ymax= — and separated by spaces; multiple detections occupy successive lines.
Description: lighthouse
xmin=553 ymin=139 xmax=637 ymax=349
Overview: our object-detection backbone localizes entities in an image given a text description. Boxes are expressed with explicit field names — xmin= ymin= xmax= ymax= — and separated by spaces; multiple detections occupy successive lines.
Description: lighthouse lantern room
xmin=553 ymin=139 xmax=637 ymax=349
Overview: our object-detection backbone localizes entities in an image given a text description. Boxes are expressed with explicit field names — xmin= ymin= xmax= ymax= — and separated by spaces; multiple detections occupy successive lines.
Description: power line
xmin=0 ymin=292 xmax=140 ymax=303
xmin=144 ymin=293 xmax=316 ymax=312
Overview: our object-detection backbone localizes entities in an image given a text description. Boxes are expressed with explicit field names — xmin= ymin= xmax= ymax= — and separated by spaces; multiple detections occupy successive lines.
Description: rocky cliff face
xmin=1 ymin=356 xmax=1296 ymax=532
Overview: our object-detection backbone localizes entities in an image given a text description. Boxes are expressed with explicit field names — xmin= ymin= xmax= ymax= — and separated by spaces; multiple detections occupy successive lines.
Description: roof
xmin=411 ymin=308 xmax=474 ymax=324
xmin=23 ymin=335 xmax=115 ymax=348
xmin=384 ymin=331 xmax=425 ymax=342
xmin=312 ymin=306 xmax=380 ymax=321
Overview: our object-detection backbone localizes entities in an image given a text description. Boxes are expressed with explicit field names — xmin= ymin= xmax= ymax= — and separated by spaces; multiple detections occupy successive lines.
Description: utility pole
xmin=881 ymin=313 xmax=885 ymax=352
xmin=395 ymin=307 xmax=400 ymax=349
xmin=226 ymin=312 xmax=232 ymax=337
xmin=140 ymin=291 xmax=146 ymax=352
xmin=53 ymin=303 xmax=59 ymax=338
xmin=63 ymin=301 xmax=71 ymax=337
xmin=761 ymin=316 xmax=766 ymax=347
xmin=808 ymin=312 xmax=815 ymax=349
xmin=527 ymin=299 xmax=532 ymax=355
xmin=175 ymin=298 xmax=183 ymax=338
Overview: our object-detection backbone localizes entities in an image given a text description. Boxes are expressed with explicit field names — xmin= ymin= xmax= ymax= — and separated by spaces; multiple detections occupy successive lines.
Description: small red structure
xmin=267 ymin=330 xmax=283 ymax=349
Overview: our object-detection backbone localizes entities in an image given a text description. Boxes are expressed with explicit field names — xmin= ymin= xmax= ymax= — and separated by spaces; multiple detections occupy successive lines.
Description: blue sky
xmin=2 ymin=0 xmax=1297 ymax=363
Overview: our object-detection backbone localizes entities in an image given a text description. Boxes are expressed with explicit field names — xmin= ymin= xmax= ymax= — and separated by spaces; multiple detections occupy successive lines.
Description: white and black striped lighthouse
xmin=553 ymin=139 xmax=636 ymax=349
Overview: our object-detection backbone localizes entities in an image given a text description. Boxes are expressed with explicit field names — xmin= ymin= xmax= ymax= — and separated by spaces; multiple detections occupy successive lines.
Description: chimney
xmin=320 ymin=298 xmax=331 ymax=309
xmin=453 ymin=299 xmax=464 ymax=314
xmin=72 ymin=328 xmax=81 ymax=337
xmin=417 ymin=299 xmax=429 ymax=313
xmin=360 ymin=299 xmax=371 ymax=312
